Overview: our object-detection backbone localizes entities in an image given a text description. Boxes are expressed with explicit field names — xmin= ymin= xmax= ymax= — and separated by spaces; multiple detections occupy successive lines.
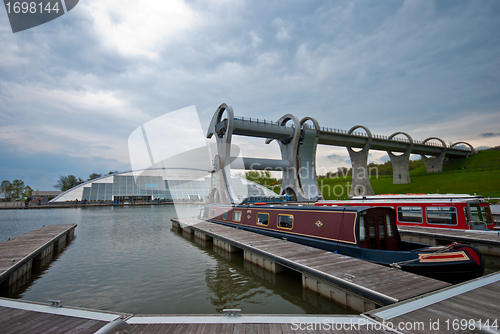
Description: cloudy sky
xmin=1 ymin=0 xmax=499 ymax=190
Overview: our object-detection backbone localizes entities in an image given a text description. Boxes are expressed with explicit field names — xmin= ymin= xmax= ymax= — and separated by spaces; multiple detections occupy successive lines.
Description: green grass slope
xmin=319 ymin=150 xmax=500 ymax=200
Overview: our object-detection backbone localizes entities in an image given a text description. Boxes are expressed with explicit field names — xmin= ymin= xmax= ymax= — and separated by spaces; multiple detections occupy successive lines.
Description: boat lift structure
xmin=206 ymin=103 xmax=475 ymax=202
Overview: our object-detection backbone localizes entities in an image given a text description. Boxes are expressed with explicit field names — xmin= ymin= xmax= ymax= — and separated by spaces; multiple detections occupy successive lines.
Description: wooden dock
xmin=2 ymin=274 xmax=499 ymax=334
xmin=0 ymin=224 xmax=77 ymax=288
xmin=398 ymin=226 xmax=500 ymax=257
xmin=366 ymin=271 xmax=500 ymax=333
xmin=173 ymin=217 xmax=450 ymax=313
xmin=127 ymin=315 xmax=390 ymax=333
xmin=0 ymin=297 xmax=393 ymax=334
xmin=0 ymin=297 xmax=125 ymax=334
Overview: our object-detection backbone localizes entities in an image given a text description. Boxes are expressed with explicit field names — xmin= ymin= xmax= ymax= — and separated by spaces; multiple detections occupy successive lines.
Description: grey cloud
xmin=1 ymin=0 xmax=500 ymax=189
xmin=326 ymin=153 xmax=342 ymax=161
xmin=480 ymin=133 xmax=500 ymax=138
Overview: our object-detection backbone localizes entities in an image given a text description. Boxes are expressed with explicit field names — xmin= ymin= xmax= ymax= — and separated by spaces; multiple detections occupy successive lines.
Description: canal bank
xmin=0 ymin=200 xmax=192 ymax=210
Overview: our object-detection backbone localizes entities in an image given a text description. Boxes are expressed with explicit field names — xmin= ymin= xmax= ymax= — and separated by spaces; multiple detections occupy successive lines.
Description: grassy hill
xmin=318 ymin=149 xmax=500 ymax=200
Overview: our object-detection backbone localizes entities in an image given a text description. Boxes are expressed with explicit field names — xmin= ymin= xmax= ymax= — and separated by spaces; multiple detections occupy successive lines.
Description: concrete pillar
xmin=244 ymin=250 xmax=285 ymax=274
xmin=182 ymin=226 xmax=194 ymax=236
xmin=297 ymin=117 xmax=322 ymax=201
xmin=302 ymin=274 xmax=378 ymax=313
xmin=55 ymin=234 xmax=67 ymax=249
xmin=347 ymin=125 xmax=375 ymax=198
xmin=214 ymin=238 xmax=241 ymax=253
xmin=265 ymin=114 xmax=322 ymax=202
xmin=387 ymin=132 xmax=413 ymax=184
xmin=194 ymin=230 xmax=212 ymax=241
xmin=269 ymin=114 xmax=310 ymax=202
xmin=421 ymin=137 xmax=447 ymax=173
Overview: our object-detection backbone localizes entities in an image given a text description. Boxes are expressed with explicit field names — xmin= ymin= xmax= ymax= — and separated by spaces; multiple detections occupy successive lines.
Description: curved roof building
xmin=50 ymin=168 xmax=277 ymax=203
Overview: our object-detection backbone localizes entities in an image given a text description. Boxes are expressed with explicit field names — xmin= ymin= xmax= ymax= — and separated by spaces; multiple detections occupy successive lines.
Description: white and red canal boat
xmin=315 ymin=194 xmax=497 ymax=231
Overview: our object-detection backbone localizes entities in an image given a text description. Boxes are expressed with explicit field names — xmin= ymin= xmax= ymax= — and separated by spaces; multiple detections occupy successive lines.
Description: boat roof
xmin=317 ymin=194 xmax=486 ymax=203
xmin=351 ymin=194 xmax=483 ymax=200
xmin=208 ymin=203 xmax=389 ymax=213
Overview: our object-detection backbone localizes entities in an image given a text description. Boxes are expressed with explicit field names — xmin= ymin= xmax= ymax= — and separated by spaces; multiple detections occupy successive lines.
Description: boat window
xmin=378 ymin=217 xmax=385 ymax=238
xmin=257 ymin=213 xmax=269 ymax=226
xmin=233 ymin=211 xmax=242 ymax=222
xmin=203 ymin=207 xmax=209 ymax=218
xmin=463 ymin=207 xmax=470 ymax=225
xmin=385 ymin=214 xmax=393 ymax=237
xmin=277 ymin=214 xmax=293 ymax=229
xmin=209 ymin=209 xmax=216 ymax=218
xmin=359 ymin=216 xmax=366 ymax=240
xmin=368 ymin=217 xmax=375 ymax=238
xmin=426 ymin=207 xmax=458 ymax=225
xmin=397 ymin=206 xmax=422 ymax=223
xmin=223 ymin=211 xmax=228 ymax=220
xmin=378 ymin=216 xmax=385 ymax=238
xmin=368 ymin=217 xmax=376 ymax=249
xmin=470 ymin=203 xmax=482 ymax=221
xmin=378 ymin=216 xmax=386 ymax=250
xmin=482 ymin=206 xmax=493 ymax=225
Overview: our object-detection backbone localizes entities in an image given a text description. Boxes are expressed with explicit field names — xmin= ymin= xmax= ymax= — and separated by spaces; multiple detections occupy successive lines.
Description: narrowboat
xmin=315 ymin=194 xmax=498 ymax=231
xmin=202 ymin=203 xmax=485 ymax=283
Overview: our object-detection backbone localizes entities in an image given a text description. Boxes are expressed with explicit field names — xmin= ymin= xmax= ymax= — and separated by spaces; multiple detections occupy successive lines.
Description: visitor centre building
xmin=50 ymin=168 xmax=277 ymax=203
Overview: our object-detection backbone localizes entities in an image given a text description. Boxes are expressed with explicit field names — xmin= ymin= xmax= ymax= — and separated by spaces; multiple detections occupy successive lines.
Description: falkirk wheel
xmin=206 ymin=103 xmax=321 ymax=203
xmin=206 ymin=103 xmax=475 ymax=202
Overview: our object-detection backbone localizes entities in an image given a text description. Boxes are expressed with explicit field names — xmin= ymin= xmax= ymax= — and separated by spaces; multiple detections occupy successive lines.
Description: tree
xmin=1 ymin=180 xmax=13 ymax=199
xmin=54 ymin=175 xmax=84 ymax=191
xmin=11 ymin=179 xmax=25 ymax=198
xmin=88 ymin=173 xmax=102 ymax=181
xmin=240 ymin=171 xmax=280 ymax=191
xmin=23 ymin=186 xmax=33 ymax=198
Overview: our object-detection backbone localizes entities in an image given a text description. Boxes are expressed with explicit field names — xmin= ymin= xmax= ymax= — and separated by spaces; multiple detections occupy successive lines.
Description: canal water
xmin=0 ymin=205 xmax=352 ymax=315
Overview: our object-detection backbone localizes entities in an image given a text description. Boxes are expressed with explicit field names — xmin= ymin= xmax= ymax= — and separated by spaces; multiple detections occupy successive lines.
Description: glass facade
xmin=51 ymin=168 xmax=277 ymax=202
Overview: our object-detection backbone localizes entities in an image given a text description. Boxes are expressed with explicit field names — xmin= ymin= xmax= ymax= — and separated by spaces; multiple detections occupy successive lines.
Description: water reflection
xmin=1 ymin=235 xmax=74 ymax=298
xmin=3 ymin=206 xmax=496 ymax=315
xmin=173 ymin=228 xmax=352 ymax=314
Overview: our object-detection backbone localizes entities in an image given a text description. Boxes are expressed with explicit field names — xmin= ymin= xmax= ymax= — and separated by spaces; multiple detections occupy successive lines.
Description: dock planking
xmin=129 ymin=322 xmax=390 ymax=333
xmin=0 ymin=224 xmax=77 ymax=287
xmin=0 ymin=298 xmax=394 ymax=334
xmin=366 ymin=272 xmax=500 ymax=334
xmin=127 ymin=314 xmax=393 ymax=333
xmin=174 ymin=218 xmax=451 ymax=311
xmin=0 ymin=298 xmax=125 ymax=334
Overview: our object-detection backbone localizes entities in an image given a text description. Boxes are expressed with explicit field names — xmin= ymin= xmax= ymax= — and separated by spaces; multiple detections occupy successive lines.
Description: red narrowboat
xmin=202 ymin=203 xmax=485 ymax=283
xmin=316 ymin=194 xmax=497 ymax=231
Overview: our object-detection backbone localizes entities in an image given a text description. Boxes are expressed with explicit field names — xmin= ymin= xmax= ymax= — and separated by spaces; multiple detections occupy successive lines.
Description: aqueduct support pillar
xmin=387 ymin=132 xmax=413 ymax=184
xmin=347 ymin=126 xmax=375 ymax=198
xmin=421 ymin=137 xmax=447 ymax=173
xmin=266 ymin=115 xmax=322 ymax=202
